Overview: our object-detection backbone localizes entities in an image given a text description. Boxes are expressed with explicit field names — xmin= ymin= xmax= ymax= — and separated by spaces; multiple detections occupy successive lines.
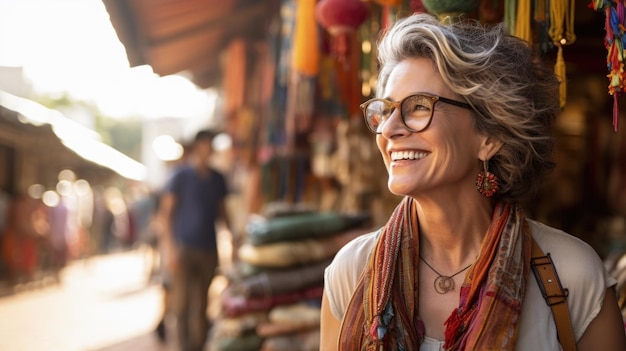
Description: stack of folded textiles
xmin=210 ymin=208 xmax=371 ymax=351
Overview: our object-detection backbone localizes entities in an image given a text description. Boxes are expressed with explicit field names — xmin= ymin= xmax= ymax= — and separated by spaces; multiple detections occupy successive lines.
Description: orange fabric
xmin=223 ymin=39 xmax=246 ymax=116
xmin=293 ymin=0 xmax=320 ymax=76
xmin=339 ymin=198 xmax=532 ymax=350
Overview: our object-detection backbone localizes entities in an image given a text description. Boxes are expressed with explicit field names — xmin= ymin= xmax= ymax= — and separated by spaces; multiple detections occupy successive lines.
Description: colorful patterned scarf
xmin=338 ymin=197 xmax=531 ymax=350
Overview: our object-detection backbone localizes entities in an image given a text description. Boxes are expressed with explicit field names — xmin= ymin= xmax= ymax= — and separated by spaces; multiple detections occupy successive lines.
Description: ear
xmin=477 ymin=136 xmax=503 ymax=161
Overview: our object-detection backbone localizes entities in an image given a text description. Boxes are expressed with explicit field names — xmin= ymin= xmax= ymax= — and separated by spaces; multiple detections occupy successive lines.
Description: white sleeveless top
xmin=324 ymin=220 xmax=617 ymax=350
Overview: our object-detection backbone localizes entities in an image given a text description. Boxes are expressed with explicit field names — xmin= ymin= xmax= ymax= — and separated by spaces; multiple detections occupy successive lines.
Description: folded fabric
xmin=260 ymin=329 xmax=320 ymax=351
xmin=268 ymin=302 xmax=321 ymax=324
xmin=238 ymin=228 xmax=369 ymax=268
xmin=256 ymin=321 xmax=318 ymax=338
xmin=212 ymin=312 xmax=268 ymax=339
xmin=246 ymin=211 xmax=371 ymax=245
xmin=221 ymin=285 xmax=324 ymax=317
xmin=261 ymin=202 xmax=316 ymax=218
xmin=236 ymin=261 xmax=282 ymax=278
xmin=226 ymin=260 xmax=330 ymax=298
xmin=212 ymin=332 xmax=264 ymax=351
xmin=256 ymin=303 xmax=321 ymax=337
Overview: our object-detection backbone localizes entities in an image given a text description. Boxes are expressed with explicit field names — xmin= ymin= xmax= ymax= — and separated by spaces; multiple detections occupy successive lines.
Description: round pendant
xmin=434 ymin=275 xmax=455 ymax=294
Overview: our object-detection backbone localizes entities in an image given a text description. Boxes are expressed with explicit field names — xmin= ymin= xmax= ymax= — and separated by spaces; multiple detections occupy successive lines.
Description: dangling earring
xmin=475 ymin=159 xmax=499 ymax=197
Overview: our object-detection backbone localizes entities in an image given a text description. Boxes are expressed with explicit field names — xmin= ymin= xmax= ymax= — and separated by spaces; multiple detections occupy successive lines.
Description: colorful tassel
xmin=549 ymin=0 xmax=576 ymax=109
xmin=590 ymin=0 xmax=626 ymax=131
xmin=555 ymin=45 xmax=567 ymax=108
xmin=514 ymin=0 xmax=532 ymax=44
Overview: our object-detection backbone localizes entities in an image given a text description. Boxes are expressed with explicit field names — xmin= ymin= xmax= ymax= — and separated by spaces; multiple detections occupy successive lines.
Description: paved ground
xmin=0 ymin=250 xmax=173 ymax=351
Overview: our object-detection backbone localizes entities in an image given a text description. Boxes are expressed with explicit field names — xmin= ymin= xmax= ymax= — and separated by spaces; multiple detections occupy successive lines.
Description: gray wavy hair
xmin=376 ymin=13 xmax=559 ymax=203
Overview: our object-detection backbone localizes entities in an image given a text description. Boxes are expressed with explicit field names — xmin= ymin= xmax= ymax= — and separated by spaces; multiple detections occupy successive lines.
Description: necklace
xmin=419 ymin=256 xmax=473 ymax=294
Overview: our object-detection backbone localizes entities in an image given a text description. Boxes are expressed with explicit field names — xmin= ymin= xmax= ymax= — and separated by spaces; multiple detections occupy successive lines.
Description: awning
xmin=0 ymin=90 xmax=147 ymax=181
xmin=102 ymin=0 xmax=279 ymax=88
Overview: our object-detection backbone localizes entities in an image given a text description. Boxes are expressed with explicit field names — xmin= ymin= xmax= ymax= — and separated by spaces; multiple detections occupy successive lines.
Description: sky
xmin=0 ymin=0 xmax=216 ymax=120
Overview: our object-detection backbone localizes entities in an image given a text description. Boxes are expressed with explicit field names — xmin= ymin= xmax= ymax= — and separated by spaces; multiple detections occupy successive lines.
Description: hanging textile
xmin=480 ymin=0 xmax=504 ymax=24
xmin=372 ymin=0 xmax=401 ymax=29
xmin=514 ymin=0 xmax=532 ymax=44
xmin=590 ymin=0 xmax=626 ymax=131
xmin=293 ymin=0 xmax=320 ymax=76
xmin=222 ymin=39 xmax=247 ymax=116
xmin=504 ymin=0 xmax=516 ymax=33
xmin=549 ymin=0 xmax=576 ymax=109
xmin=534 ymin=0 xmax=552 ymax=56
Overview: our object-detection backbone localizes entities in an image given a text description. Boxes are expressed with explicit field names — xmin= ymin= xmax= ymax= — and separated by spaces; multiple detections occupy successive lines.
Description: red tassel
xmin=614 ymin=93 xmax=620 ymax=132
xmin=369 ymin=318 xmax=379 ymax=339
xmin=443 ymin=308 xmax=463 ymax=345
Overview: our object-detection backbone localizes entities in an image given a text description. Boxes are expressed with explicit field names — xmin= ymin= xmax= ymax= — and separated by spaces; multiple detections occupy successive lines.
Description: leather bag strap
xmin=531 ymin=238 xmax=577 ymax=351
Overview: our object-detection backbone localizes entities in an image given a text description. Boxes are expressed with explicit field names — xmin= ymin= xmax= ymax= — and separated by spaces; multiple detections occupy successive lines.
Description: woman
xmin=320 ymin=13 xmax=626 ymax=351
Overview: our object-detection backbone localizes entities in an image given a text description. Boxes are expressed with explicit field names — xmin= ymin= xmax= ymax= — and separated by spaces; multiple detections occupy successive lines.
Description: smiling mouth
xmin=390 ymin=151 xmax=429 ymax=161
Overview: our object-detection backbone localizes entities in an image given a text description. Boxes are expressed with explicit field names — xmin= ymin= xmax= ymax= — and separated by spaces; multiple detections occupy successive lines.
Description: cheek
xmin=376 ymin=136 xmax=390 ymax=167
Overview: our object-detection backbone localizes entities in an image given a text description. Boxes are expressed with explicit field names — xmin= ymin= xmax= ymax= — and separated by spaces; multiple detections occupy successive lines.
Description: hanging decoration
xmin=590 ymin=0 xmax=626 ymax=131
xmin=422 ymin=0 xmax=481 ymax=22
xmin=411 ymin=0 xmax=427 ymax=13
xmin=292 ymin=0 xmax=320 ymax=76
xmin=504 ymin=0 xmax=574 ymax=110
xmin=549 ymin=0 xmax=576 ymax=109
xmin=373 ymin=0 xmax=401 ymax=6
xmin=479 ymin=0 xmax=504 ymax=24
xmin=315 ymin=0 xmax=368 ymax=64
xmin=514 ymin=0 xmax=532 ymax=44
xmin=504 ymin=0 xmax=516 ymax=32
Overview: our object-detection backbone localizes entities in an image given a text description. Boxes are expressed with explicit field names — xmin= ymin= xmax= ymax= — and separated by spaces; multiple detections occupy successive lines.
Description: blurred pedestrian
xmin=160 ymin=130 xmax=233 ymax=351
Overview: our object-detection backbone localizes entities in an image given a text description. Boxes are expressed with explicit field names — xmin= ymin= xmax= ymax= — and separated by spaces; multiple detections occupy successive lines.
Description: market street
xmin=0 ymin=250 xmax=170 ymax=351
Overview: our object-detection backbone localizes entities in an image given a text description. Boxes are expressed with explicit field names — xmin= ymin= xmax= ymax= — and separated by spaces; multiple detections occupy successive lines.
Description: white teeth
xmin=391 ymin=151 xmax=428 ymax=161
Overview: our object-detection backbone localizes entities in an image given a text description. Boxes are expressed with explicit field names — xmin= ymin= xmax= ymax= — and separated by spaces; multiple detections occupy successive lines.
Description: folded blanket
xmin=238 ymin=228 xmax=369 ymax=268
xmin=213 ymin=332 xmax=264 ymax=351
xmin=235 ymin=261 xmax=282 ymax=278
xmin=226 ymin=260 xmax=330 ymax=298
xmin=256 ymin=303 xmax=321 ymax=337
xmin=221 ymin=285 xmax=324 ymax=317
xmin=246 ymin=211 xmax=371 ymax=245
xmin=260 ymin=329 xmax=320 ymax=351
xmin=212 ymin=312 xmax=268 ymax=339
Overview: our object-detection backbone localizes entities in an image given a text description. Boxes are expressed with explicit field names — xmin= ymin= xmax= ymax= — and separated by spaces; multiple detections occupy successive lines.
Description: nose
xmin=379 ymin=108 xmax=410 ymax=138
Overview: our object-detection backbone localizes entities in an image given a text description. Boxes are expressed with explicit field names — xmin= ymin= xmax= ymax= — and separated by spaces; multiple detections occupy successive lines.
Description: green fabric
xmin=246 ymin=212 xmax=370 ymax=245
xmin=215 ymin=333 xmax=264 ymax=351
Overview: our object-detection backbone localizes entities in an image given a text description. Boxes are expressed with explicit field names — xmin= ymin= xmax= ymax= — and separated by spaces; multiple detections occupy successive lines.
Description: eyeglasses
xmin=359 ymin=93 xmax=473 ymax=134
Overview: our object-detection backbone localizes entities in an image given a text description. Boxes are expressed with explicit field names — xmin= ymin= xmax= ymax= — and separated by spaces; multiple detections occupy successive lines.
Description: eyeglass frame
xmin=359 ymin=92 xmax=474 ymax=134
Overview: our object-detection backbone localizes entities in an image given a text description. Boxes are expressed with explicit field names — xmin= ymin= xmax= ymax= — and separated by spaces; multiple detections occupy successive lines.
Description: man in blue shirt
xmin=160 ymin=130 xmax=232 ymax=351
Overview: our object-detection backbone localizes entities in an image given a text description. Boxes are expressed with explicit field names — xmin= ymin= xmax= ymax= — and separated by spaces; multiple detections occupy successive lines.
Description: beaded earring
xmin=475 ymin=159 xmax=499 ymax=197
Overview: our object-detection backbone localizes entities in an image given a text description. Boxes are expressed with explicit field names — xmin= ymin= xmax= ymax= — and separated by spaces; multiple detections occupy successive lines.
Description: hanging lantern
xmin=315 ymin=0 xmax=368 ymax=62
xmin=411 ymin=0 xmax=427 ymax=13
xmin=316 ymin=0 xmax=368 ymax=35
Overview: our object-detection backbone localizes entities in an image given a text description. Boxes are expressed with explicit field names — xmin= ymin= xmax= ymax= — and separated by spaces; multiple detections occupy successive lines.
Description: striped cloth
xmin=339 ymin=197 xmax=531 ymax=350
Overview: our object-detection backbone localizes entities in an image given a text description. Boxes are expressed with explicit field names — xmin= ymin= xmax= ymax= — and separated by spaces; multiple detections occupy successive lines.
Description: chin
xmin=387 ymin=180 xmax=415 ymax=197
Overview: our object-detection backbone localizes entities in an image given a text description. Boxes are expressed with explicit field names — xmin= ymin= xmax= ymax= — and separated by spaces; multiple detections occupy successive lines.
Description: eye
xmin=403 ymin=95 xmax=432 ymax=116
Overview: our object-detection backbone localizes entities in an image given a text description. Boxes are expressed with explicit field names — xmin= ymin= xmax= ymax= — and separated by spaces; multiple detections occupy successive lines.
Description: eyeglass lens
xmin=365 ymin=95 xmax=434 ymax=133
